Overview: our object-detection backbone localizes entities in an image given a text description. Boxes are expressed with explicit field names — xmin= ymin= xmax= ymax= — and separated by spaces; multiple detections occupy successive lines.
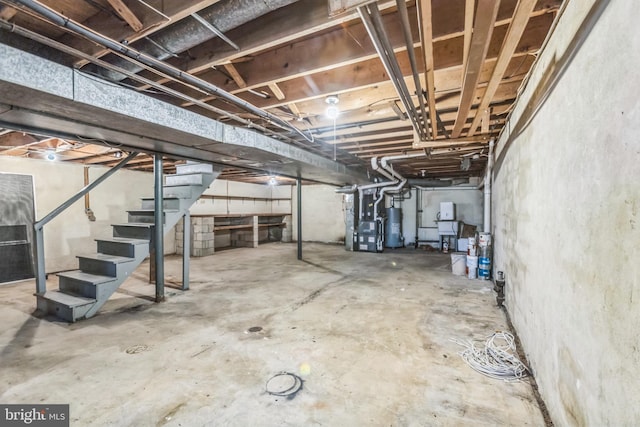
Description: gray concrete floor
xmin=0 ymin=243 xmax=545 ymax=426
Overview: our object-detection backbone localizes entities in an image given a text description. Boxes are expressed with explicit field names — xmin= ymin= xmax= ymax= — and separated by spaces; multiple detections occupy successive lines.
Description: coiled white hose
xmin=452 ymin=331 xmax=529 ymax=381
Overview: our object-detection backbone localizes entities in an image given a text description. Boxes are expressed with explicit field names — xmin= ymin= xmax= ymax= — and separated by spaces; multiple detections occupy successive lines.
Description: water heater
xmin=385 ymin=207 xmax=403 ymax=248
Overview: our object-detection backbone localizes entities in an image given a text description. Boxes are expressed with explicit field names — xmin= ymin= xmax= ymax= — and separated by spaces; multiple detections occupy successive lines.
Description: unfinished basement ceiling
xmin=0 ymin=0 xmax=562 ymax=183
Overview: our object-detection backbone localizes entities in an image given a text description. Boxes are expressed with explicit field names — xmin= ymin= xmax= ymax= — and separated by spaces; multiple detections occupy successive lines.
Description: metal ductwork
xmin=97 ymin=0 xmax=298 ymax=81
xmin=406 ymin=179 xmax=452 ymax=187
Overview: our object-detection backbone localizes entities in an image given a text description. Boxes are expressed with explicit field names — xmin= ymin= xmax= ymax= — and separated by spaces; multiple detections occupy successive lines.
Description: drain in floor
xmin=247 ymin=326 xmax=263 ymax=333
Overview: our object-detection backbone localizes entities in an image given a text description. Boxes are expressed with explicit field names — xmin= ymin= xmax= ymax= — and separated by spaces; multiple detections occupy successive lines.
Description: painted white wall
xmin=0 ymin=156 xmax=175 ymax=274
xmin=190 ymin=180 xmax=292 ymax=216
xmin=292 ymin=184 xmax=345 ymax=244
xmin=492 ymin=1 xmax=640 ymax=425
xmin=393 ymin=187 xmax=483 ymax=247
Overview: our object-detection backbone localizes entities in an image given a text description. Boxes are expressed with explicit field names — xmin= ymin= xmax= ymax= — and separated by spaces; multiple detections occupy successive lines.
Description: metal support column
xmin=34 ymin=228 xmax=45 ymax=294
xmin=297 ymin=177 xmax=302 ymax=260
xmin=154 ymin=153 xmax=165 ymax=302
xmin=182 ymin=211 xmax=190 ymax=291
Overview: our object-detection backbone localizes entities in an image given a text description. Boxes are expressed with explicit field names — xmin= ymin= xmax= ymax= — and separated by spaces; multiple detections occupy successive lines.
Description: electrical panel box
xmin=439 ymin=202 xmax=455 ymax=220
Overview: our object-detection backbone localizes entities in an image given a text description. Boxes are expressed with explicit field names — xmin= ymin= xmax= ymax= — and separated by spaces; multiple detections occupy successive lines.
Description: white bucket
xmin=478 ymin=232 xmax=492 ymax=247
xmin=467 ymin=237 xmax=477 ymax=256
xmin=466 ymin=255 xmax=478 ymax=268
xmin=466 ymin=255 xmax=478 ymax=279
xmin=451 ymin=253 xmax=466 ymax=276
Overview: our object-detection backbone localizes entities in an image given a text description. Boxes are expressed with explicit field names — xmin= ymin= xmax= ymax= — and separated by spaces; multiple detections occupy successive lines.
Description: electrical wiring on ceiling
xmin=452 ymin=331 xmax=530 ymax=381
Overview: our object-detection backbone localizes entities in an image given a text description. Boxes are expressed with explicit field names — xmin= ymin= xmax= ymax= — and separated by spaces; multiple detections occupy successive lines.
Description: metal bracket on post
xmin=182 ymin=211 xmax=190 ymax=291
xmin=154 ymin=153 xmax=165 ymax=302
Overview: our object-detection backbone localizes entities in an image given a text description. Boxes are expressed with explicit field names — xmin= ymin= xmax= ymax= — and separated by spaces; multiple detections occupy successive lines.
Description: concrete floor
xmin=0 ymin=243 xmax=545 ymax=426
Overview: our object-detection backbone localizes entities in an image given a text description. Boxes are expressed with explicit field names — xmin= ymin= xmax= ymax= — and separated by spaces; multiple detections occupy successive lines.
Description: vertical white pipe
xmin=484 ymin=139 xmax=495 ymax=233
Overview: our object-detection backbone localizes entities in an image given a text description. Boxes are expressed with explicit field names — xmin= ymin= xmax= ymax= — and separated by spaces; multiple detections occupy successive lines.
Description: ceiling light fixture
xmin=268 ymin=176 xmax=277 ymax=186
xmin=45 ymin=150 xmax=56 ymax=161
xmin=325 ymin=95 xmax=340 ymax=120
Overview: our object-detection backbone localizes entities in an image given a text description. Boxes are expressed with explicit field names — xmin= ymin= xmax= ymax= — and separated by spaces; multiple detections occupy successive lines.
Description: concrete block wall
xmin=492 ymin=1 xmax=640 ymax=425
xmin=175 ymin=217 xmax=215 ymax=257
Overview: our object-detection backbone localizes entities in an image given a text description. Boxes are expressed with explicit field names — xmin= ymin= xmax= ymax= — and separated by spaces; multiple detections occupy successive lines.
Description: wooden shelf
xmin=199 ymin=195 xmax=291 ymax=202
xmin=213 ymin=225 xmax=252 ymax=231
xmin=258 ymin=222 xmax=285 ymax=228
xmin=191 ymin=213 xmax=290 ymax=218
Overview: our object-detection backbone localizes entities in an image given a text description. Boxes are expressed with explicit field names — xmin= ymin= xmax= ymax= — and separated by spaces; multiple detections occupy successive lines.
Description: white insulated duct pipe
xmin=380 ymin=152 xmax=425 ymax=181
xmin=484 ymin=139 xmax=495 ymax=233
xmin=371 ymin=157 xmax=396 ymax=181
xmin=373 ymin=179 xmax=407 ymax=223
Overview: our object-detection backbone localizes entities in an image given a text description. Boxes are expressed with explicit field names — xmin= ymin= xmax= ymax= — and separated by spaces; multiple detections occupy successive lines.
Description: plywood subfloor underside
xmin=0 ymin=243 xmax=544 ymax=426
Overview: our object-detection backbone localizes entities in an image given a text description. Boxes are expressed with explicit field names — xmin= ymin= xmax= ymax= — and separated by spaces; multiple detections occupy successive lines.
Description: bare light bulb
xmin=325 ymin=95 xmax=340 ymax=120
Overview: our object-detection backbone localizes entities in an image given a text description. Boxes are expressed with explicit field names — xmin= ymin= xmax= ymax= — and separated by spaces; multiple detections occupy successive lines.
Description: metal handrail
xmin=33 ymin=151 xmax=138 ymax=293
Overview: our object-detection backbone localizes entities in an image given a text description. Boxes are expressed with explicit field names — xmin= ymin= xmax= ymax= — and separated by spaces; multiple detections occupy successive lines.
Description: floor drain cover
xmin=266 ymin=372 xmax=303 ymax=397
xmin=248 ymin=326 xmax=263 ymax=333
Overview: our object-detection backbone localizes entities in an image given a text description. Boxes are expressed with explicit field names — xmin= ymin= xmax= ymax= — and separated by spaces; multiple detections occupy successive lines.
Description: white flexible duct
xmin=371 ymin=157 xmax=396 ymax=181
xmin=373 ymin=179 xmax=407 ymax=220
xmin=484 ymin=139 xmax=495 ymax=233
xmin=380 ymin=152 xmax=426 ymax=183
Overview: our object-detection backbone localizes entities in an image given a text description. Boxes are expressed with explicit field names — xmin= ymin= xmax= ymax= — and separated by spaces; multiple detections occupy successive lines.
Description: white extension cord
xmin=452 ymin=331 xmax=529 ymax=381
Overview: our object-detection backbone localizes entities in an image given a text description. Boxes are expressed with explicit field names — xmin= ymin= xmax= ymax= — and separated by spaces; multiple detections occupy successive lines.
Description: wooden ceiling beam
xmin=135 ymin=0 xmax=401 ymax=89
xmin=0 ymin=132 xmax=40 ymax=148
xmin=69 ymin=1 xmax=222 ymax=66
xmin=107 ymin=0 xmax=144 ymax=32
xmin=417 ymin=0 xmax=438 ymax=138
xmin=138 ymin=0 xmax=558 ymax=93
xmin=412 ymin=136 xmax=492 ymax=149
xmin=0 ymin=5 xmax=17 ymax=20
xmin=172 ymin=12 xmax=551 ymax=114
xmin=451 ymin=0 xmax=501 ymax=138
xmin=268 ymin=83 xmax=286 ymax=101
xmin=223 ymin=63 xmax=247 ymax=88
xmin=468 ymin=0 xmax=537 ymax=136
xmin=462 ymin=0 xmax=474 ymax=67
